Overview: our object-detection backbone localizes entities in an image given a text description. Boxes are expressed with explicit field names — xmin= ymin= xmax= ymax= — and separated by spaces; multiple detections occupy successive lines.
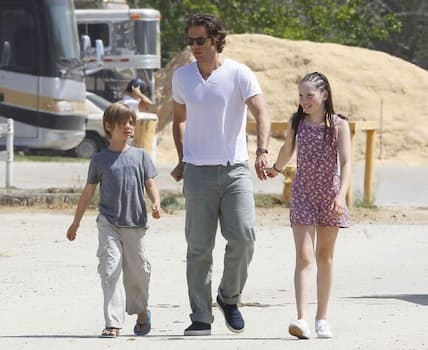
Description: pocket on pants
xmin=96 ymin=216 xmax=121 ymax=278
xmin=97 ymin=240 xmax=121 ymax=279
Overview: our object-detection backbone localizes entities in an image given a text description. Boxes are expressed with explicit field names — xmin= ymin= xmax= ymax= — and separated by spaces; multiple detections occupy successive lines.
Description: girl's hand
xmin=331 ymin=194 xmax=347 ymax=216
xmin=263 ymin=166 xmax=280 ymax=178
xmin=152 ymin=203 xmax=161 ymax=219
xmin=264 ymin=162 xmax=283 ymax=178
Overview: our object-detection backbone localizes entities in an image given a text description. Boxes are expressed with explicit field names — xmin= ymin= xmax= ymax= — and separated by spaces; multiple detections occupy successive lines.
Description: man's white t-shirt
xmin=172 ymin=59 xmax=262 ymax=166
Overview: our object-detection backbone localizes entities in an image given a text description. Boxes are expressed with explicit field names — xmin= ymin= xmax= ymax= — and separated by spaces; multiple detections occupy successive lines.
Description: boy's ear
xmin=105 ymin=122 xmax=112 ymax=132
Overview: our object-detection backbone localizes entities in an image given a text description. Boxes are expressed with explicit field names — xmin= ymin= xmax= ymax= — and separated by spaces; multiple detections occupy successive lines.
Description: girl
xmin=265 ymin=72 xmax=352 ymax=339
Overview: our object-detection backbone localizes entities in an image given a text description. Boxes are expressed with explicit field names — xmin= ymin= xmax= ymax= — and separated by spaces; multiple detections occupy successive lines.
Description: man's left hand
xmin=255 ymin=153 xmax=269 ymax=180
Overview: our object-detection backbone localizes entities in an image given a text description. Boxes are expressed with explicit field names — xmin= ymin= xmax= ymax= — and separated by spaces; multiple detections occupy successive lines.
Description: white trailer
xmin=76 ymin=8 xmax=161 ymax=102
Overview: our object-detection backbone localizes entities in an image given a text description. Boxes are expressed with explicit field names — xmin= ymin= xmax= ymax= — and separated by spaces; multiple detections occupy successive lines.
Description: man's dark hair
xmin=126 ymin=78 xmax=147 ymax=94
xmin=185 ymin=13 xmax=226 ymax=53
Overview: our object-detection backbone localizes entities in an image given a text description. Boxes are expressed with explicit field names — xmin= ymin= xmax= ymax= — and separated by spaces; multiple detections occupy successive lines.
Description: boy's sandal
xmin=134 ymin=309 xmax=151 ymax=336
xmin=101 ymin=327 xmax=120 ymax=338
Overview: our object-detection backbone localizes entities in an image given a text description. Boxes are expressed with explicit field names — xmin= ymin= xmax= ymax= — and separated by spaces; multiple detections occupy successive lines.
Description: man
xmin=171 ymin=13 xmax=270 ymax=336
xmin=122 ymin=78 xmax=153 ymax=112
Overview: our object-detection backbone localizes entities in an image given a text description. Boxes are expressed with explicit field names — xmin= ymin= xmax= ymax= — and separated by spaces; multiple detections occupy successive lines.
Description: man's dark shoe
xmin=184 ymin=321 xmax=211 ymax=336
xmin=216 ymin=295 xmax=245 ymax=333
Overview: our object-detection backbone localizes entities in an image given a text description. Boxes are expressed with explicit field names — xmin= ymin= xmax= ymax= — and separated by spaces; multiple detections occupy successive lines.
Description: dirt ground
xmin=1 ymin=205 xmax=428 ymax=224
xmin=348 ymin=206 xmax=428 ymax=225
xmin=253 ymin=207 xmax=428 ymax=226
xmin=1 ymin=207 xmax=427 ymax=350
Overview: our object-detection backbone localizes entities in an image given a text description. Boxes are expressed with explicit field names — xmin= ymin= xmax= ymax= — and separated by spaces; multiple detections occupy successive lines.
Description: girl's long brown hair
xmin=291 ymin=72 xmax=346 ymax=147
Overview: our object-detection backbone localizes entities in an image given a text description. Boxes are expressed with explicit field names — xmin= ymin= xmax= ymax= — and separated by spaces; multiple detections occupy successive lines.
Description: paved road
xmin=1 ymin=161 xmax=427 ymax=207
xmin=0 ymin=211 xmax=427 ymax=350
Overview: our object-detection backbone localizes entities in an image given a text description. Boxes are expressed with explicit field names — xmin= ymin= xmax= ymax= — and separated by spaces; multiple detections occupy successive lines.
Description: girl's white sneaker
xmin=288 ymin=319 xmax=310 ymax=339
xmin=315 ymin=319 xmax=333 ymax=338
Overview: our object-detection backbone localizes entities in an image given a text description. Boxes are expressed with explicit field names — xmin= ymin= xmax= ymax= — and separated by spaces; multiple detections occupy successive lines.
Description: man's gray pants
xmin=183 ymin=162 xmax=255 ymax=324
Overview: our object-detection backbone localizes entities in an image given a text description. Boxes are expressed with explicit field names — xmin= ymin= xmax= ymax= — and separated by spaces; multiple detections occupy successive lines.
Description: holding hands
xmin=255 ymin=153 xmax=270 ymax=180
xmin=264 ymin=163 xmax=283 ymax=178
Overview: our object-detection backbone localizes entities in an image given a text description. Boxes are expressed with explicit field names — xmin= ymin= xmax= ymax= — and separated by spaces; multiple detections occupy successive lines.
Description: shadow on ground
xmin=346 ymin=294 xmax=428 ymax=306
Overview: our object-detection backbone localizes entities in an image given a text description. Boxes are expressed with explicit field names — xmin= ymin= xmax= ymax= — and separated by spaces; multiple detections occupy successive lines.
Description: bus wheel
xmin=73 ymin=133 xmax=104 ymax=158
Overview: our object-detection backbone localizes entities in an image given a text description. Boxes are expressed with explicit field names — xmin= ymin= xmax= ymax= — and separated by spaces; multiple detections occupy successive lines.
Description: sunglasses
xmin=185 ymin=36 xmax=208 ymax=46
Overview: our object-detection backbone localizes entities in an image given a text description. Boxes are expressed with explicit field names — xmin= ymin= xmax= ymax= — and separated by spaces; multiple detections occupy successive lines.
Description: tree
xmin=374 ymin=0 xmax=428 ymax=69
xmin=281 ymin=0 xmax=400 ymax=47
xmin=137 ymin=0 xmax=401 ymax=65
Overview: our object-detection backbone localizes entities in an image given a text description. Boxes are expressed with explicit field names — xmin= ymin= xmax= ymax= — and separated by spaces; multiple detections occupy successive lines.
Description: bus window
xmin=47 ymin=1 xmax=80 ymax=60
xmin=0 ymin=3 xmax=36 ymax=73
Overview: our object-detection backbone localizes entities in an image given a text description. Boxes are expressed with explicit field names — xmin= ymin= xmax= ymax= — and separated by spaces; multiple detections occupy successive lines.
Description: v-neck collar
xmin=194 ymin=59 xmax=228 ymax=82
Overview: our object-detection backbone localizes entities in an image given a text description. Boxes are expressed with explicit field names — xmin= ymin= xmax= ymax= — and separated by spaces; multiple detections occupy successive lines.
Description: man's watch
xmin=256 ymin=148 xmax=268 ymax=156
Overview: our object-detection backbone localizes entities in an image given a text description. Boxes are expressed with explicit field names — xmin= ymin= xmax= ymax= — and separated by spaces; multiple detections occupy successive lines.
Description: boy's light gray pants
xmin=183 ymin=162 xmax=255 ymax=324
xmin=96 ymin=214 xmax=151 ymax=328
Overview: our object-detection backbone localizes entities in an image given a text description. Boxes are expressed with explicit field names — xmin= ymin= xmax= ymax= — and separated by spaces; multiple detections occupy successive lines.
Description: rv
xmin=0 ymin=0 xmax=89 ymax=150
xmin=75 ymin=8 xmax=161 ymax=102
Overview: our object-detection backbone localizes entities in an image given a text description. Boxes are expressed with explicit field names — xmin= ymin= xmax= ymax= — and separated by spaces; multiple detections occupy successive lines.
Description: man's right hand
xmin=66 ymin=223 xmax=79 ymax=241
xmin=171 ymin=162 xmax=184 ymax=182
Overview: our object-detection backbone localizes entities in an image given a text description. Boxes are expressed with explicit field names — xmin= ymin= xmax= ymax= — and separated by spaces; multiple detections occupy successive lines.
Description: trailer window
xmin=113 ymin=21 xmax=135 ymax=51
xmin=78 ymin=23 xmax=110 ymax=48
xmin=134 ymin=20 xmax=158 ymax=56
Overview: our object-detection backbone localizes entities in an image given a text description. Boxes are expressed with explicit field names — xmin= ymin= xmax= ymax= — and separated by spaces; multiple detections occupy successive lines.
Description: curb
xmin=0 ymin=188 xmax=81 ymax=207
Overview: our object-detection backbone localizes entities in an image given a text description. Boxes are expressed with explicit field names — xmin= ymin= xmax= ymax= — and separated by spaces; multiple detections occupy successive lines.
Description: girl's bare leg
xmin=292 ymin=224 xmax=316 ymax=320
xmin=315 ymin=225 xmax=339 ymax=320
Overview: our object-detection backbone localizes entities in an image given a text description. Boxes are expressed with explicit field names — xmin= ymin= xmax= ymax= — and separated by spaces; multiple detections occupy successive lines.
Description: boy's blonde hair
xmin=103 ymin=103 xmax=137 ymax=139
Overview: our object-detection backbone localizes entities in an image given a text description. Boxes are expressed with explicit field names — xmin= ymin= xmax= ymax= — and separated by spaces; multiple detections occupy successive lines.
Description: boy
xmin=66 ymin=102 xmax=161 ymax=338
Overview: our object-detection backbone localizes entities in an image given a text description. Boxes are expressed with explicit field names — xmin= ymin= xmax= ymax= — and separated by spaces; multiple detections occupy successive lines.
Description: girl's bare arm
xmin=336 ymin=118 xmax=352 ymax=199
xmin=265 ymin=117 xmax=296 ymax=177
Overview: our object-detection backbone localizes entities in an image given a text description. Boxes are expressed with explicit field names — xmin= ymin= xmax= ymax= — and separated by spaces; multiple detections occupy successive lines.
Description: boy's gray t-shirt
xmin=87 ymin=146 xmax=157 ymax=227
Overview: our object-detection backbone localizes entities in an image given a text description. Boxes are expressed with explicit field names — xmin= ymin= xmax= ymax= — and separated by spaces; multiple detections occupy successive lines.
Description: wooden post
xmin=364 ymin=129 xmax=376 ymax=203
xmin=132 ymin=118 xmax=158 ymax=155
xmin=281 ymin=165 xmax=296 ymax=204
xmin=346 ymin=123 xmax=356 ymax=208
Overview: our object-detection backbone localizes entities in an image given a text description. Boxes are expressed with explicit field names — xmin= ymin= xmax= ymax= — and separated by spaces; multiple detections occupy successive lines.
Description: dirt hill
xmin=154 ymin=34 xmax=428 ymax=166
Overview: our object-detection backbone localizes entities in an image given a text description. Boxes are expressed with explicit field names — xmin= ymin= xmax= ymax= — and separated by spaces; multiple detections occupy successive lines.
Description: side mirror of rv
xmin=83 ymin=39 xmax=104 ymax=76
xmin=80 ymin=35 xmax=91 ymax=59
xmin=95 ymin=39 xmax=104 ymax=64
xmin=0 ymin=41 xmax=11 ymax=67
